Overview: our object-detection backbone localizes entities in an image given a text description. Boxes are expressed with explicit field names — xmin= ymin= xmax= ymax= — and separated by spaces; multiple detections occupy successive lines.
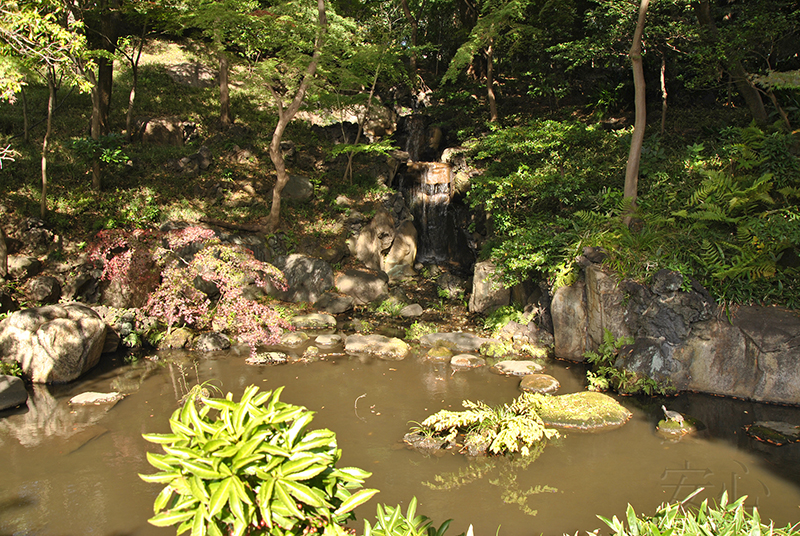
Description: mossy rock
xmin=280 ymin=331 xmax=310 ymax=347
xmin=656 ymin=418 xmax=698 ymax=439
xmin=291 ymin=313 xmax=337 ymax=330
xmin=344 ymin=334 xmax=410 ymax=361
xmin=744 ymin=421 xmax=800 ymax=446
xmin=537 ymin=391 xmax=632 ymax=431
xmin=519 ymin=374 xmax=560 ymax=394
xmin=425 ymin=346 xmax=453 ymax=361
xmin=450 ymin=354 xmax=486 ymax=369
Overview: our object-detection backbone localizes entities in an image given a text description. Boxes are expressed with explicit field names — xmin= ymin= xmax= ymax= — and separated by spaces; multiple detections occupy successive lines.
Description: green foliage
xmin=71 ymin=134 xmax=130 ymax=169
xmin=373 ymin=298 xmax=406 ymax=316
xmin=598 ymin=491 xmax=800 ymax=536
xmin=415 ymin=393 xmax=559 ymax=457
xmin=404 ymin=322 xmax=437 ymax=341
xmin=363 ymin=498 xmax=451 ymax=536
xmin=583 ymin=329 xmax=669 ymax=396
xmin=140 ymin=384 xmax=379 ymax=536
xmin=482 ymin=305 xmax=530 ymax=334
xmin=0 ymin=360 xmax=23 ymax=377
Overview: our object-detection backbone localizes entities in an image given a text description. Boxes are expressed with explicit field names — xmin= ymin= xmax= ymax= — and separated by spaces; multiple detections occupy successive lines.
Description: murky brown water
xmin=2 ymin=345 xmax=800 ymax=536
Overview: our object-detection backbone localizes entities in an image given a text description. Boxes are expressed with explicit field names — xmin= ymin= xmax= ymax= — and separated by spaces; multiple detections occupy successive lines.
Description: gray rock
xmin=354 ymin=210 xmax=395 ymax=271
xmin=26 ymin=275 xmax=61 ymax=304
xmin=246 ymin=352 xmax=288 ymax=365
xmin=469 ymin=260 xmax=510 ymax=313
xmin=314 ymin=334 xmax=344 ymax=348
xmin=194 ymin=332 xmax=231 ymax=352
xmin=268 ymin=254 xmax=334 ymax=304
xmin=281 ymin=331 xmax=309 ymax=347
xmin=0 ymin=375 xmax=28 ymax=410
xmin=160 ymin=327 xmax=195 ymax=349
xmin=492 ymin=360 xmax=545 ymax=376
xmin=399 ymin=304 xmax=424 ymax=317
xmin=141 ymin=116 xmax=186 ymax=146
xmin=283 ymin=174 xmax=314 ymax=202
xmin=0 ymin=304 xmax=107 ymax=384
xmin=383 ymin=220 xmax=417 ymax=275
xmin=291 ymin=313 xmax=336 ymax=330
xmin=345 ymin=334 xmax=410 ymax=360
xmin=69 ymin=391 xmax=124 ymax=406
xmin=419 ymin=332 xmax=491 ymax=353
xmin=314 ymin=292 xmax=354 ymax=314
xmin=335 ymin=269 xmax=389 ymax=304
xmin=551 ymin=281 xmax=588 ymax=360
xmin=450 ymin=354 xmax=486 ymax=368
xmin=519 ymin=374 xmax=560 ymax=394
xmin=7 ymin=255 xmax=42 ymax=280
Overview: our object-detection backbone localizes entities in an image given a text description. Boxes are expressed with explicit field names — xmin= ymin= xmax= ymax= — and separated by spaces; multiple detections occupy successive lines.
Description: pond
xmin=2 ymin=341 xmax=800 ymax=536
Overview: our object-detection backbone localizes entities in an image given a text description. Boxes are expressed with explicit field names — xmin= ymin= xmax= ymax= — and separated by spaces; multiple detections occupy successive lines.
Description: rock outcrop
xmin=0 ymin=303 xmax=107 ymax=383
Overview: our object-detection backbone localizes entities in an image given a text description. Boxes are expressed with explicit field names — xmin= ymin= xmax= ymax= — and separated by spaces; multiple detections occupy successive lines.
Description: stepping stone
xmin=280 ymin=331 xmax=309 ymax=347
xmin=450 ymin=354 xmax=486 ymax=369
xmin=69 ymin=392 xmax=124 ymax=406
xmin=291 ymin=313 xmax=337 ymax=330
xmin=519 ymin=374 xmax=560 ymax=394
xmin=245 ymin=352 xmax=288 ymax=365
xmin=314 ymin=334 xmax=344 ymax=348
xmin=425 ymin=346 xmax=453 ymax=362
xmin=419 ymin=332 xmax=492 ymax=352
xmin=537 ymin=391 xmax=632 ymax=431
xmin=493 ymin=360 xmax=545 ymax=376
xmin=345 ymin=334 xmax=410 ymax=361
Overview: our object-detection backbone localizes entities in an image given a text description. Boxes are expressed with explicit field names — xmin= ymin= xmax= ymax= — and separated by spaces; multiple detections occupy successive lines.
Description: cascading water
xmin=407 ymin=162 xmax=453 ymax=264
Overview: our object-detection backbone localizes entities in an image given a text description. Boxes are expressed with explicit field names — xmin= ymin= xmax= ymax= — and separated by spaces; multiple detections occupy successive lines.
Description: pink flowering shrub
xmin=89 ymin=226 xmax=290 ymax=355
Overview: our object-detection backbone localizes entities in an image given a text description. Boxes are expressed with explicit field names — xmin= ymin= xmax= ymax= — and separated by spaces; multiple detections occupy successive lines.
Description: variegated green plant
xmin=140 ymin=385 xmax=379 ymax=536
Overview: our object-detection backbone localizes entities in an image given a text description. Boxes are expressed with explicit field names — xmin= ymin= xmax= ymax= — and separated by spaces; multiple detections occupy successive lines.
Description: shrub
xmin=404 ymin=322 xmax=437 ymax=341
xmin=140 ymin=385 xmax=379 ymax=536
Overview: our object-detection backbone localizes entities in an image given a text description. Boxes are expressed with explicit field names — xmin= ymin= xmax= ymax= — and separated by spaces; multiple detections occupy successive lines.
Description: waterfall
xmin=408 ymin=163 xmax=452 ymax=264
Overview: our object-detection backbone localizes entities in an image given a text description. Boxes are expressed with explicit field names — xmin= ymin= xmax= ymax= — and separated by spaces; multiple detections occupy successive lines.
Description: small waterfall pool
xmin=2 ymin=341 xmax=800 ymax=536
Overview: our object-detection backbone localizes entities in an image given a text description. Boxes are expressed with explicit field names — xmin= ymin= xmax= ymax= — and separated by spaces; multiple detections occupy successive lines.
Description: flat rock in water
xmin=246 ymin=352 xmax=288 ymax=365
xmin=425 ymin=346 xmax=453 ymax=362
xmin=281 ymin=331 xmax=309 ymax=347
xmin=519 ymin=374 xmax=560 ymax=394
xmin=419 ymin=332 xmax=491 ymax=352
xmin=656 ymin=418 xmax=698 ymax=439
xmin=538 ymin=391 xmax=632 ymax=431
xmin=493 ymin=360 xmax=545 ymax=376
xmin=450 ymin=354 xmax=486 ymax=369
xmin=0 ymin=375 xmax=28 ymax=410
xmin=292 ymin=314 xmax=337 ymax=330
xmin=69 ymin=392 xmax=124 ymax=406
xmin=314 ymin=334 xmax=343 ymax=348
xmin=745 ymin=421 xmax=800 ymax=445
xmin=345 ymin=334 xmax=410 ymax=361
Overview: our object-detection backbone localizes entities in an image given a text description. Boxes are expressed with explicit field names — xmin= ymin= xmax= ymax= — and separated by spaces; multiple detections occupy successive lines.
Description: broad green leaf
xmin=229 ymin=474 xmax=254 ymax=505
xmin=190 ymin=508 xmax=206 ymax=536
xmin=285 ymin=464 xmax=328 ymax=481
xmin=208 ymin=477 xmax=232 ymax=518
xmin=295 ymin=430 xmax=337 ymax=452
xmin=142 ymin=433 xmax=182 ymax=444
xmin=147 ymin=451 xmax=181 ymax=472
xmin=282 ymin=479 xmax=325 ymax=507
xmin=179 ymin=459 xmax=223 ymax=480
xmin=257 ymin=477 xmax=275 ymax=529
xmin=201 ymin=397 xmax=239 ymax=412
xmin=285 ymin=412 xmax=314 ymax=447
xmin=202 ymin=439 xmax=230 ymax=454
xmin=148 ymin=508 xmax=195 ymax=527
xmin=163 ymin=445 xmax=199 ymax=460
xmin=280 ymin=454 xmax=322 ymax=477
xmin=188 ymin=475 xmax=209 ymax=502
xmin=231 ymin=453 xmax=263 ymax=473
xmin=261 ymin=443 xmax=291 ymax=458
xmin=153 ymin=485 xmax=175 ymax=513
xmin=207 ymin=520 xmax=223 ymax=536
xmin=140 ymin=471 xmax=181 ymax=484
xmin=274 ymin=480 xmax=305 ymax=519
xmin=333 ymin=488 xmax=380 ymax=516
xmin=169 ymin=418 xmax=196 ymax=438
xmin=333 ymin=466 xmax=372 ymax=483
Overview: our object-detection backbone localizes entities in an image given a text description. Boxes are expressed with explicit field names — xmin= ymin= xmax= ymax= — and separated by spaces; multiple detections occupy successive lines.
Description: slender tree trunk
xmin=126 ymin=32 xmax=145 ymax=142
xmin=399 ymin=0 xmax=418 ymax=75
xmin=0 ymin=226 xmax=7 ymax=280
xmin=21 ymin=86 xmax=29 ymax=142
xmin=624 ymin=0 xmax=649 ymax=223
xmin=486 ymin=43 xmax=498 ymax=122
xmin=90 ymin=82 xmax=102 ymax=191
xmin=266 ymin=0 xmax=328 ymax=231
xmin=695 ymin=0 xmax=768 ymax=127
xmin=766 ymin=90 xmax=792 ymax=131
xmin=41 ymin=67 xmax=56 ymax=220
xmin=344 ymin=61 xmax=382 ymax=184
xmin=219 ymin=50 xmax=232 ymax=127
xmin=660 ymin=51 xmax=667 ymax=136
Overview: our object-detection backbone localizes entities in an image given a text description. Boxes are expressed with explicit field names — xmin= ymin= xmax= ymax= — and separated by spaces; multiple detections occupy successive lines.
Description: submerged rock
xmin=519 ymin=374 xmax=560 ymax=394
xmin=744 ymin=421 xmax=800 ymax=446
xmin=69 ymin=392 xmax=124 ymax=406
xmin=245 ymin=352 xmax=288 ymax=365
xmin=403 ymin=431 xmax=449 ymax=453
xmin=419 ymin=332 xmax=492 ymax=353
xmin=0 ymin=375 xmax=28 ymax=410
xmin=281 ymin=331 xmax=309 ymax=347
xmin=492 ymin=360 xmax=545 ymax=376
xmin=425 ymin=346 xmax=453 ymax=362
xmin=537 ymin=391 xmax=632 ymax=431
xmin=656 ymin=417 xmax=698 ymax=440
xmin=345 ymin=334 xmax=410 ymax=360
xmin=450 ymin=354 xmax=486 ymax=369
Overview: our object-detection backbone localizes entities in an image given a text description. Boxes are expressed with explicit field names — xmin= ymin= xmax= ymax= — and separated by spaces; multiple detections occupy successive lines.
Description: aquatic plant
xmin=140 ymin=384 xmax=379 ymax=536
xmin=598 ymin=490 xmax=800 ymax=536
xmin=414 ymin=393 xmax=559 ymax=456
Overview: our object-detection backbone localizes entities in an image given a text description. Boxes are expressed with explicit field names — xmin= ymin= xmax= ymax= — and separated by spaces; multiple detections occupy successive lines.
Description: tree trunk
xmin=343 ymin=61 xmax=382 ymax=184
xmin=486 ymin=43 xmax=498 ymax=122
xmin=219 ymin=51 xmax=232 ymax=127
xmin=97 ymin=56 xmax=114 ymax=135
xmin=399 ymin=0 xmax=418 ymax=75
xmin=265 ymin=0 xmax=328 ymax=231
xmin=0 ymin=226 xmax=7 ymax=280
xmin=21 ymin=86 xmax=29 ymax=142
xmin=126 ymin=32 xmax=145 ymax=142
xmin=90 ymin=82 xmax=102 ymax=191
xmin=660 ymin=51 xmax=667 ymax=136
xmin=624 ymin=0 xmax=649 ymax=222
xmin=695 ymin=0 xmax=768 ymax=127
xmin=41 ymin=67 xmax=56 ymax=220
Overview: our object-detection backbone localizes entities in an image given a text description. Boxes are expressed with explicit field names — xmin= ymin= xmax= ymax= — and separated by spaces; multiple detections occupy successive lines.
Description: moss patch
xmin=537 ymin=391 xmax=632 ymax=431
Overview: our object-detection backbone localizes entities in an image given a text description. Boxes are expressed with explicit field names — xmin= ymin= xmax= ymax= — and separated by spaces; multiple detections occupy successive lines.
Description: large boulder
xmin=0 ymin=303 xmax=107 ymax=384
xmin=383 ymin=220 xmax=417 ymax=276
xmin=537 ymin=391 xmax=632 ymax=431
xmin=469 ymin=260 xmax=510 ymax=313
xmin=345 ymin=334 xmax=410 ymax=360
xmin=335 ymin=270 xmax=388 ymax=304
xmin=551 ymin=281 xmax=588 ymax=360
xmin=419 ymin=332 xmax=492 ymax=353
xmin=354 ymin=210 xmax=395 ymax=271
xmin=268 ymin=254 xmax=334 ymax=303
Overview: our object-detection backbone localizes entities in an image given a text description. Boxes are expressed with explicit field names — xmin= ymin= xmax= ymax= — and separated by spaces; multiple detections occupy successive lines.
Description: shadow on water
xmin=2 ymin=344 xmax=800 ymax=536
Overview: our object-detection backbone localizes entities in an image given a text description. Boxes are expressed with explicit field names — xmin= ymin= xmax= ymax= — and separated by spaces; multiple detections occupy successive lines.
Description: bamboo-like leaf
xmin=180 ymin=459 xmax=223 ymax=480
xmin=229 ymin=474 xmax=253 ymax=505
xmin=282 ymin=479 xmax=325 ymax=507
xmin=207 ymin=477 xmax=232 ymax=518
xmin=169 ymin=418 xmax=196 ymax=438
xmin=188 ymin=475 xmax=209 ymax=502
xmin=142 ymin=432 xmax=182 ymax=444
xmin=333 ymin=488 xmax=380 ymax=516
xmin=333 ymin=466 xmax=372 ymax=483
xmin=164 ymin=445 xmax=199 ymax=460
xmin=147 ymin=451 xmax=181 ymax=472
xmin=207 ymin=520 xmax=223 ymax=536
xmin=257 ymin=477 xmax=275 ymax=529
xmin=202 ymin=439 xmax=230 ymax=454
xmin=285 ymin=412 xmax=314 ymax=447
xmin=201 ymin=397 xmax=239 ymax=412
xmin=153 ymin=485 xmax=175 ymax=513
xmin=140 ymin=471 xmax=181 ymax=484
xmin=148 ymin=508 xmax=195 ymax=527
xmin=274 ymin=480 xmax=305 ymax=519
xmin=294 ymin=429 xmax=336 ymax=451
xmin=190 ymin=508 xmax=206 ymax=536
xmin=285 ymin=463 xmax=328 ymax=482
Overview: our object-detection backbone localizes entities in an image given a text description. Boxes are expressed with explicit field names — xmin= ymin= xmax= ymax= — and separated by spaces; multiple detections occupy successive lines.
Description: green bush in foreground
xmin=599 ymin=491 xmax=800 ymax=536
xmin=140 ymin=385 xmax=379 ymax=536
